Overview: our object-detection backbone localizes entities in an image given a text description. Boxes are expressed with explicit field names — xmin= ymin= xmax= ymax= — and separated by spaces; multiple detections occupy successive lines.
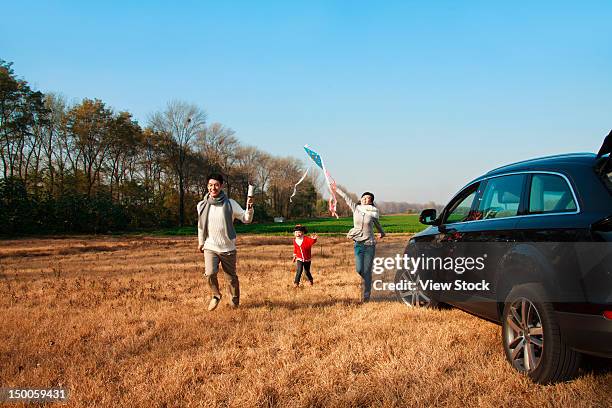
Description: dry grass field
xmin=1 ymin=235 xmax=610 ymax=407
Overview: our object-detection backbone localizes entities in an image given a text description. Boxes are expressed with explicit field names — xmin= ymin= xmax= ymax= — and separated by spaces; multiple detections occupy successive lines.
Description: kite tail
xmin=326 ymin=170 xmax=339 ymax=219
xmin=290 ymin=167 xmax=310 ymax=203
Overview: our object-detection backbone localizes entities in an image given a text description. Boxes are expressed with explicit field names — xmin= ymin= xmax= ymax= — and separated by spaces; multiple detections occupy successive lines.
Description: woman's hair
xmin=361 ymin=191 xmax=375 ymax=202
xmin=293 ymin=224 xmax=307 ymax=233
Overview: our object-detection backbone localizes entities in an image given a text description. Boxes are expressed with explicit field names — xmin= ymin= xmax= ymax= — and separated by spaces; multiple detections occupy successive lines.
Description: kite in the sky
xmin=302 ymin=145 xmax=339 ymax=218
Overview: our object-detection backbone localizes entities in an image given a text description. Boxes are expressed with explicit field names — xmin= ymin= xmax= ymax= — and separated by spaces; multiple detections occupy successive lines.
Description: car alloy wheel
xmin=504 ymin=297 xmax=544 ymax=372
xmin=502 ymin=284 xmax=581 ymax=383
xmin=394 ymin=268 xmax=432 ymax=307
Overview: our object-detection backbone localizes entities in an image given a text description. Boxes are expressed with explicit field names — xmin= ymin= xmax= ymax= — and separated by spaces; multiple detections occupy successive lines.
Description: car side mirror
xmin=419 ymin=209 xmax=438 ymax=225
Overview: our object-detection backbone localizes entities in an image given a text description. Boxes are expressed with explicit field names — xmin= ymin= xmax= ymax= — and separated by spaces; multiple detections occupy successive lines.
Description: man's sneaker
xmin=208 ymin=296 xmax=221 ymax=311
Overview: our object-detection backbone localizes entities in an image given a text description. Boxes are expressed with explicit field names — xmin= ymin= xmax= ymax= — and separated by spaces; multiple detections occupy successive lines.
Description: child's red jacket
xmin=293 ymin=236 xmax=317 ymax=261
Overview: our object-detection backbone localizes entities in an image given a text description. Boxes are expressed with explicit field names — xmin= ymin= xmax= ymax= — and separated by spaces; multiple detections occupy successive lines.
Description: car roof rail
xmin=486 ymin=153 xmax=595 ymax=174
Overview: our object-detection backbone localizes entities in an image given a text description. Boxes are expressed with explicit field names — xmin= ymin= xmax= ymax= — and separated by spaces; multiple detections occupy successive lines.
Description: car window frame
xmin=476 ymin=173 xmax=527 ymax=220
xmin=526 ymin=173 xmax=579 ymax=215
xmin=440 ymin=171 xmax=580 ymax=227
xmin=442 ymin=182 xmax=482 ymax=225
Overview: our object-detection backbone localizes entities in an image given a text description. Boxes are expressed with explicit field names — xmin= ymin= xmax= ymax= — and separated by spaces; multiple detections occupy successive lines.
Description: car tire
xmin=502 ymin=283 xmax=581 ymax=384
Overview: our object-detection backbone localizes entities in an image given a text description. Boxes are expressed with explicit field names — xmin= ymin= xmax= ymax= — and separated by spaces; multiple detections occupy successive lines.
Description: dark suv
xmin=401 ymin=134 xmax=612 ymax=383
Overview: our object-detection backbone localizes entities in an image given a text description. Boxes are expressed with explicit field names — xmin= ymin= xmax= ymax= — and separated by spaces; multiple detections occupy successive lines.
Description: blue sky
xmin=3 ymin=1 xmax=611 ymax=203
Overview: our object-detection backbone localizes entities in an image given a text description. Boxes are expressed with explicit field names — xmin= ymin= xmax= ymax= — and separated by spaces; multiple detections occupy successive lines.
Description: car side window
xmin=477 ymin=175 xmax=524 ymax=219
xmin=444 ymin=184 xmax=479 ymax=224
xmin=529 ymin=174 xmax=577 ymax=214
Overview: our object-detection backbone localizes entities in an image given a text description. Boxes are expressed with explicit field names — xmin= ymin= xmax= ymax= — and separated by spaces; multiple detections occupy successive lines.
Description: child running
xmin=292 ymin=224 xmax=318 ymax=287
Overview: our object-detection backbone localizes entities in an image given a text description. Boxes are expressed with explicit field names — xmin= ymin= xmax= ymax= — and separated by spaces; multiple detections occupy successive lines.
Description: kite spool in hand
xmin=247 ymin=184 xmax=254 ymax=209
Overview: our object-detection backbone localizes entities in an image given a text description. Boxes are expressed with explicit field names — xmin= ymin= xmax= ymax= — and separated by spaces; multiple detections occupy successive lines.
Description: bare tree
xmin=197 ymin=122 xmax=238 ymax=167
xmin=149 ymin=100 xmax=207 ymax=226
xmin=138 ymin=127 xmax=166 ymax=196
xmin=40 ymin=93 xmax=68 ymax=196
xmin=258 ymin=153 xmax=275 ymax=192
xmin=0 ymin=59 xmax=49 ymax=181
xmin=196 ymin=122 xmax=238 ymax=195
xmin=66 ymin=98 xmax=113 ymax=196
xmin=335 ymin=184 xmax=359 ymax=217
xmin=267 ymin=157 xmax=303 ymax=217
xmin=106 ymin=111 xmax=141 ymax=201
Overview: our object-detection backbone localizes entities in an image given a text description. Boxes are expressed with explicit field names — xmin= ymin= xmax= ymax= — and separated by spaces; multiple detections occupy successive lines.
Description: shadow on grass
xmin=247 ymin=298 xmax=357 ymax=310
xmin=246 ymin=296 xmax=401 ymax=310
xmin=581 ymin=355 xmax=612 ymax=376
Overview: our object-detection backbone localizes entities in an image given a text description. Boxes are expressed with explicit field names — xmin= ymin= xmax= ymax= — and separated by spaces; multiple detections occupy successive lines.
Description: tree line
xmin=0 ymin=59 xmax=336 ymax=235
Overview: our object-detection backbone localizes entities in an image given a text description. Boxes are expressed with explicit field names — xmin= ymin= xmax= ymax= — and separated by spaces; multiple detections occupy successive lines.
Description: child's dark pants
xmin=294 ymin=260 xmax=313 ymax=285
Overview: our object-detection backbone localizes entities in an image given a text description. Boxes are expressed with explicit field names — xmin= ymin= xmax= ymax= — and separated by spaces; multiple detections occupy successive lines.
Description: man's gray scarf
xmin=198 ymin=191 xmax=236 ymax=242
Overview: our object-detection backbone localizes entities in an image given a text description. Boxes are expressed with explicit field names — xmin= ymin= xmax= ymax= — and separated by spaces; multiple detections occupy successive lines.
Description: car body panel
xmin=407 ymin=152 xmax=612 ymax=357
